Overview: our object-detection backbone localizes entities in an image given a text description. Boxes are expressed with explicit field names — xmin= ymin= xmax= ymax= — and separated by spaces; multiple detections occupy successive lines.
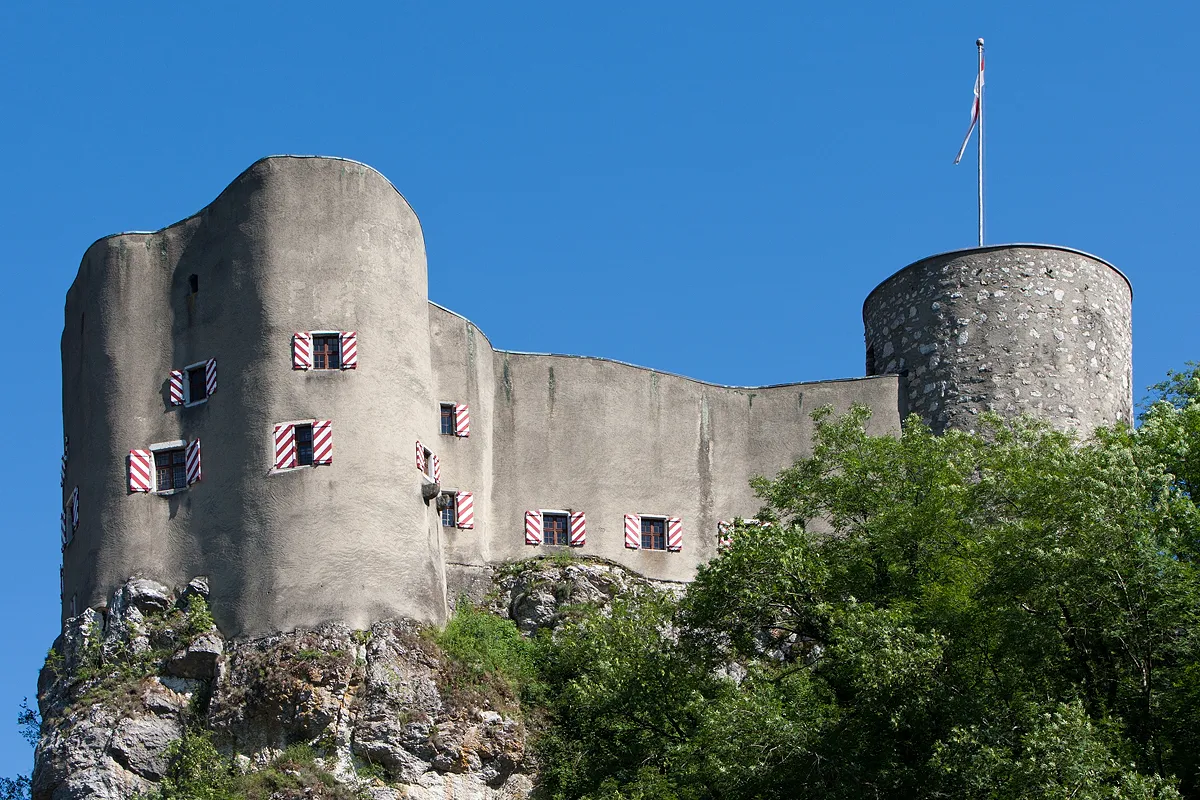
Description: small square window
xmin=440 ymin=493 xmax=456 ymax=527
xmin=544 ymin=513 xmax=569 ymax=546
xmin=641 ymin=517 xmax=666 ymax=551
xmin=313 ymin=335 xmax=341 ymax=370
xmin=440 ymin=404 xmax=456 ymax=436
xmin=155 ymin=448 xmax=188 ymax=492
xmin=295 ymin=424 xmax=314 ymax=466
xmin=187 ymin=366 xmax=208 ymax=402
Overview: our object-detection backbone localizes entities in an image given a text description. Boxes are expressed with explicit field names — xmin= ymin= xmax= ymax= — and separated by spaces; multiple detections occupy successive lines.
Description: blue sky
xmin=1 ymin=0 xmax=1196 ymax=775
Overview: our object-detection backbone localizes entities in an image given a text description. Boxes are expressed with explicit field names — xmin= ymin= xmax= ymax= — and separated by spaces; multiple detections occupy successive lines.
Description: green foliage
xmin=530 ymin=378 xmax=1200 ymax=800
xmin=185 ymin=594 xmax=216 ymax=637
xmin=142 ymin=729 xmax=364 ymax=800
xmin=0 ymin=776 xmax=29 ymax=800
xmin=16 ymin=698 xmax=38 ymax=748
xmin=154 ymin=729 xmax=240 ymax=800
xmin=435 ymin=600 xmax=536 ymax=707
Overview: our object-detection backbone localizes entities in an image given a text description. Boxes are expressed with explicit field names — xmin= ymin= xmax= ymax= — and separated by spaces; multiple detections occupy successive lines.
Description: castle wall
xmin=482 ymin=354 xmax=901 ymax=581
xmin=62 ymin=157 xmax=448 ymax=636
xmin=60 ymin=156 xmax=1134 ymax=637
xmin=862 ymin=246 xmax=1133 ymax=434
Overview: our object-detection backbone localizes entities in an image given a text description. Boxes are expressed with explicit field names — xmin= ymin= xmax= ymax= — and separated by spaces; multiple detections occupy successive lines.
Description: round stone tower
xmin=61 ymin=156 xmax=448 ymax=637
xmin=862 ymin=245 xmax=1133 ymax=434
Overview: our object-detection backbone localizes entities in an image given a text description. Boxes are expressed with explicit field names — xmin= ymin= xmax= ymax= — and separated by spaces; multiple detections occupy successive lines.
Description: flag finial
xmin=976 ymin=37 xmax=984 ymax=47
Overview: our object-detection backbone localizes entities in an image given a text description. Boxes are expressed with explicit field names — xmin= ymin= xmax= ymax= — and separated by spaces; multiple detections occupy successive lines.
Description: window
xmin=273 ymin=421 xmax=332 ymax=470
xmin=187 ymin=365 xmax=208 ymax=402
xmin=188 ymin=274 xmax=199 ymax=294
xmin=295 ymin=424 xmax=314 ymax=466
xmin=439 ymin=493 xmax=456 ymax=527
xmin=169 ymin=359 xmax=216 ymax=406
xmin=642 ymin=517 xmax=666 ymax=551
xmin=155 ymin=448 xmax=188 ymax=491
xmin=313 ymin=335 xmax=341 ymax=370
xmin=544 ymin=513 xmax=569 ymax=546
xmin=440 ymin=404 xmax=456 ymax=436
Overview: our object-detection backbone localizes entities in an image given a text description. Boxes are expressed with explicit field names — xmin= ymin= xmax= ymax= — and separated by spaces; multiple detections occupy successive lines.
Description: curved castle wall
xmin=61 ymin=157 xmax=447 ymax=637
xmin=862 ymin=246 xmax=1133 ymax=434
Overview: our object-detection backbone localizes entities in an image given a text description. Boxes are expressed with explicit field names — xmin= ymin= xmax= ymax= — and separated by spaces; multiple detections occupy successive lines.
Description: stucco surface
xmin=863 ymin=246 xmax=1133 ymax=434
xmin=62 ymin=157 xmax=447 ymax=636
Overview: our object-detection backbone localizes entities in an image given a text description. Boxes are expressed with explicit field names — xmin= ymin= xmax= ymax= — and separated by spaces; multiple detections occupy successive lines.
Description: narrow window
xmin=295 ymin=424 xmax=314 ymax=466
xmin=439 ymin=493 xmax=456 ymax=527
xmin=188 ymin=274 xmax=199 ymax=294
xmin=543 ymin=513 xmax=569 ymax=546
xmin=187 ymin=365 xmax=208 ymax=402
xmin=440 ymin=404 xmax=456 ymax=435
xmin=154 ymin=448 xmax=188 ymax=492
xmin=312 ymin=335 xmax=341 ymax=370
xmin=641 ymin=517 xmax=666 ymax=551
xmin=866 ymin=345 xmax=876 ymax=376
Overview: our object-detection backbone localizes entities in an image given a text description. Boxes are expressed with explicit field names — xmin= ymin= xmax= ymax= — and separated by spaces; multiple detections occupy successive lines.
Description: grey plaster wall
xmin=862 ymin=246 xmax=1133 ymax=434
xmin=483 ymin=355 xmax=901 ymax=582
xmin=62 ymin=157 xmax=448 ymax=636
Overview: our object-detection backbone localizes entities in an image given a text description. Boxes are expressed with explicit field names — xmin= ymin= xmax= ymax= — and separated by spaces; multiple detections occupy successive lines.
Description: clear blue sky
xmin=1 ymin=0 xmax=1196 ymax=775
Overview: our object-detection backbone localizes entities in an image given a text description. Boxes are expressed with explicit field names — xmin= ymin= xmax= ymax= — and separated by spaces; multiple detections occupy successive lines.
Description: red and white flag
xmin=954 ymin=54 xmax=985 ymax=164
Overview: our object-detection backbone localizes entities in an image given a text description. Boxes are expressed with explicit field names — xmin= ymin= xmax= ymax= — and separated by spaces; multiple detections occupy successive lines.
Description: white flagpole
xmin=977 ymin=38 xmax=985 ymax=246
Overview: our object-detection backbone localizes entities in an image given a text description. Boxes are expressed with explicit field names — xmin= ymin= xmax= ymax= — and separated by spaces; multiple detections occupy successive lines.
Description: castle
xmin=59 ymin=156 xmax=1134 ymax=637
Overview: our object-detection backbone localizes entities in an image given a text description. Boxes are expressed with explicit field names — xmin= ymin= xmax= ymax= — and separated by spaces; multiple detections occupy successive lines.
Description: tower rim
xmin=862 ymin=243 xmax=1132 ymax=323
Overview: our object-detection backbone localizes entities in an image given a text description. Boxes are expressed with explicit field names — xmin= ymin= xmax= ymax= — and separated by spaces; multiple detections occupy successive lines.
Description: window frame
xmin=641 ymin=515 xmax=668 ymax=551
xmin=149 ymin=439 xmax=189 ymax=495
xmin=294 ymin=423 xmax=315 ymax=467
xmin=542 ymin=511 xmax=570 ymax=547
xmin=181 ymin=359 xmax=211 ymax=407
xmin=311 ymin=332 xmax=342 ymax=371
xmin=440 ymin=403 xmax=456 ymax=436
xmin=439 ymin=491 xmax=457 ymax=527
xmin=423 ymin=445 xmax=436 ymax=481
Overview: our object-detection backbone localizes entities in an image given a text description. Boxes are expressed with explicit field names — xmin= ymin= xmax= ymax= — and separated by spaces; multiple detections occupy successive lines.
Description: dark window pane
xmin=296 ymin=425 xmax=314 ymax=466
xmin=187 ymin=367 xmax=207 ymax=401
xmin=544 ymin=513 xmax=569 ymax=546
xmin=441 ymin=405 xmax=455 ymax=435
xmin=154 ymin=447 xmax=187 ymax=491
xmin=441 ymin=504 xmax=455 ymax=527
xmin=642 ymin=518 xmax=665 ymax=550
xmin=313 ymin=335 xmax=340 ymax=370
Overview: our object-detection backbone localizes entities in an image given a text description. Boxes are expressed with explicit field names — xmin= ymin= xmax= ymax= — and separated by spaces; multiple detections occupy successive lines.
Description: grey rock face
xmin=32 ymin=574 xmax=544 ymax=800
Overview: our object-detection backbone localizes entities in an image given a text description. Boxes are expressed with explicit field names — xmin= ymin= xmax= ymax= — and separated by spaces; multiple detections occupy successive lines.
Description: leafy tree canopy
xmin=532 ymin=364 xmax=1200 ymax=800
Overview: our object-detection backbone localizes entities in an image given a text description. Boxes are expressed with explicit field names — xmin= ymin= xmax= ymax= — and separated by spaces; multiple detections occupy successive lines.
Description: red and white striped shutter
xmin=454 ymin=404 xmax=470 ymax=437
xmin=340 ymin=332 xmax=358 ymax=369
xmin=185 ymin=439 xmax=202 ymax=485
xmin=205 ymin=358 xmax=217 ymax=396
xmin=274 ymin=424 xmax=297 ymax=470
xmin=169 ymin=370 xmax=185 ymax=405
xmin=525 ymin=511 xmax=543 ymax=545
xmin=71 ymin=488 xmax=79 ymax=530
xmin=312 ymin=420 xmax=333 ymax=465
xmin=415 ymin=441 xmax=426 ymax=472
xmin=717 ymin=520 xmax=732 ymax=549
xmin=293 ymin=333 xmax=312 ymax=370
xmin=456 ymin=491 xmax=475 ymax=529
xmin=431 ymin=454 xmax=441 ymax=483
xmin=667 ymin=517 xmax=683 ymax=551
xmin=569 ymin=512 xmax=586 ymax=546
xmin=129 ymin=450 xmax=153 ymax=493
xmin=624 ymin=514 xmax=641 ymax=549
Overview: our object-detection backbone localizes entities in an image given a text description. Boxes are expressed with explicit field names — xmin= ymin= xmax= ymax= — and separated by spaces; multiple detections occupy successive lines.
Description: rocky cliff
xmin=30 ymin=558 xmax=660 ymax=800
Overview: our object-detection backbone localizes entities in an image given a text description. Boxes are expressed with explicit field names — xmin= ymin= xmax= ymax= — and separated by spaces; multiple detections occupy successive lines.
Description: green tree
xmin=534 ymin=373 xmax=1200 ymax=799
